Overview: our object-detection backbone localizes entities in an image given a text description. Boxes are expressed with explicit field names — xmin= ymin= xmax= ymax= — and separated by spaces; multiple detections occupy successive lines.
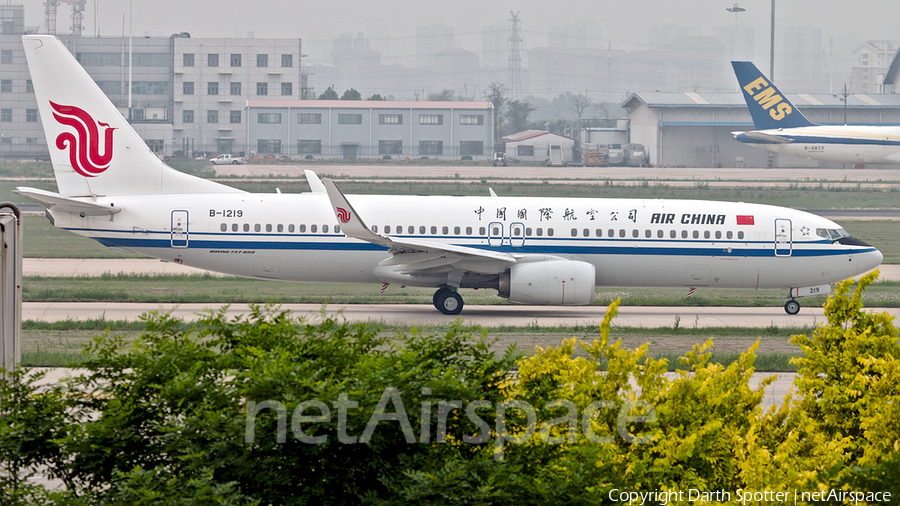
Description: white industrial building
xmin=502 ymin=131 xmax=575 ymax=164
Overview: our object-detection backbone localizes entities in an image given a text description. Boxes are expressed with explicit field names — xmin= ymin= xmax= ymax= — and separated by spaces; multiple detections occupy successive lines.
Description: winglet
xmin=321 ymin=178 xmax=390 ymax=246
xmin=304 ymin=170 xmax=327 ymax=193
xmin=731 ymin=61 xmax=815 ymax=130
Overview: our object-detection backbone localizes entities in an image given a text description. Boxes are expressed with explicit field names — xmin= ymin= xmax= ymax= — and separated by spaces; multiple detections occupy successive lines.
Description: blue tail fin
xmin=732 ymin=61 xmax=815 ymax=130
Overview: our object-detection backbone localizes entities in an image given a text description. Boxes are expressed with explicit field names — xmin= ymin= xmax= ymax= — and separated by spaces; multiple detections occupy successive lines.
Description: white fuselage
xmin=736 ymin=125 xmax=900 ymax=164
xmin=49 ymin=192 xmax=882 ymax=292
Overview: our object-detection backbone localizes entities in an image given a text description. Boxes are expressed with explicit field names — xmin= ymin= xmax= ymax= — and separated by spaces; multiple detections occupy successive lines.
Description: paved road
xmin=21 ymin=301 xmax=899 ymax=328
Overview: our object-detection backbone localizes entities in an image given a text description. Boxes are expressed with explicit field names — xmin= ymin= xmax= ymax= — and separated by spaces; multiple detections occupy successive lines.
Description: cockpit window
xmin=818 ymin=228 xmax=851 ymax=241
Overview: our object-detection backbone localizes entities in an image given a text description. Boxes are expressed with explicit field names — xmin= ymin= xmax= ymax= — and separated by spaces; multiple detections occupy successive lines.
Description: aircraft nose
xmin=857 ymin=248 xmax=884 ymax=275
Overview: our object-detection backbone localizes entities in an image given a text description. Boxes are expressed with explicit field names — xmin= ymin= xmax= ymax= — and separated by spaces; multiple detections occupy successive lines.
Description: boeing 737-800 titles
xmin=16 ymin=36 xmax=883 ymax=315
xmin=733 ymin=61 xmax=900 ymax=165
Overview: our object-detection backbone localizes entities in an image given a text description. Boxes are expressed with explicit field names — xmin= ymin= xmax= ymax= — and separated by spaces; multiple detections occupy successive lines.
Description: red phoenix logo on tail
xmin=50 ymin=101 xmax=116 ymax=178
xmin=336 ymin=207 xmax=351 ymax=223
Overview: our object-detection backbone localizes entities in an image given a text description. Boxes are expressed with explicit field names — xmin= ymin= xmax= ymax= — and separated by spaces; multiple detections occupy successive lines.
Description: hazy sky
xmin=23 ymin=0 xmax=900 ymax=65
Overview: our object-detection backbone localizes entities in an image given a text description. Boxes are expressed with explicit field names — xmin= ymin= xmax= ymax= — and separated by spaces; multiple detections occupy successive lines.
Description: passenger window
xmin=619 ymin=229 xmax=625 ymax=238
xmin=632 ymin=229 xmax=639 ymax=238
xmin=454 ymin=226 xmax=460 ymax=235
xmin=692 ymin=231 xmax=699 ymax=239
xmin=266 ymin=224 xmax=272 ymax=232
xmin=408 ymin=226 xmax=415 ymax=234
xmin=371 ymin=225 xmax=378 ymax=233
xmin=491 ymin=226 xmax=499 ymax=235
xmin=512 ymin=225 xmax=522 ymax=235
xmin=536 ymin=228 xmax=543 ymax=236
xmin=311 ymin=224 xmax=318 ymax=233
xmin=548 ymin=228 xmax=555 ymax=237
xmin=596 ymin=229 xmax=603 ymax=237
xmin=299 ymin=224 xmax=306 ymax=233
xmin=715 ymin=231 xmax=721 ymax=239
xmin=220 ymin=223 xmax=227 ymax=232
xmin=335 ymin=225 xmax=341 ymax=233
xmin=703 ymin=231 xmax=710 ymax=239
xmin=384 ymin=225 xmax=391 ymax=234
xmin=526 ymin=228 xmax=532 ymax=236
xmin=244 ymin=224 xmax=250 ymax=232
xmin=657 ymin=230 xmax=663 ymax=238
xmin=681 ymin=230 xmax=687 ymax=238
xmin=277 ymin=224 xmax=284 ymax=233
xmin=571 ymin=228 xmax=578 ymax=237
xmin=431 ymin=226 xmax=438 ymax=235
xmin=419 ymin=226 xmax=426 ymax=234
xmin=442 ymin=226 xmax=449 ymax=234
xmin=479 ymin=227 xmax=486 ymax=235
xmin=645 ymin=230 xmax=651 ymax=238
xmin=583 ymin=229 xmax=589 ymax=237
xmin=726 ymin=231 xmax=732 ymax=239
xmin=232 ymin=223 xmax=238 ymax=232
xmin=608 ymin=229 xmax=614 ymax=237
xmin=466 ymin=226 xmax=472 ymax=235
xmin=670 ymin=230 xmax=676 ymax=238
xmin=738 ymin=231 xmax=744 ymax=240
xmin=254 ymin=224 xmax=261 ymax=232
xmin=323 ymin=225 xmax=329 ymax=233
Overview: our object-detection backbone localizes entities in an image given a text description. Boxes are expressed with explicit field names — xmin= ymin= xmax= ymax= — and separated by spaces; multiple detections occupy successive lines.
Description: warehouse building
xmin=623 ymin=91 xmax=900 ymax=168
xmin=246 ymin=100 xmax=494 ymax=160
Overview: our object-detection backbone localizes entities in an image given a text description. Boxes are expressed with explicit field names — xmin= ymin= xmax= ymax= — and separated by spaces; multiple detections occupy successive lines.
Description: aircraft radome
xmin=16 ymin=35 xmax=884 ymax=315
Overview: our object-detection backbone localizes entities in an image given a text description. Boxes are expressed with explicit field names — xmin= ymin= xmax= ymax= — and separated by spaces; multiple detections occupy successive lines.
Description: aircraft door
xmin=774 ymin=218 xmax=792 ymax=257
xmin=510 ymin=222 xmax=525 ymax=247
xmin=171 ymin=210 xmax=189 ymax=248
xmin=488 ymin=222 xmax=504 ymax=247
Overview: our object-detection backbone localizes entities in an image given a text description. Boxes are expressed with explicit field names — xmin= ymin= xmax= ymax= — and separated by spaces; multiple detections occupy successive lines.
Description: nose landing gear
xmin=433 ymin=286 xmax=464 ymax=315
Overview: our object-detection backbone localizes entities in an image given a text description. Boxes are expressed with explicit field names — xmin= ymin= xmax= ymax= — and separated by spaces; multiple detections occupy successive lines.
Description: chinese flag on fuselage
xmin=736 ymin=215 xmax=755 ymax=225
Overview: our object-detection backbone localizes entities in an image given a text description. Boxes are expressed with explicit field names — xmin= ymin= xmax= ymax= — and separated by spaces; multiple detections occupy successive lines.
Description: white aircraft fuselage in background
xmin=17 ymin=36 xmax=884 ymax=315
xmin=732 ymin=61 xmax=900 ymax=165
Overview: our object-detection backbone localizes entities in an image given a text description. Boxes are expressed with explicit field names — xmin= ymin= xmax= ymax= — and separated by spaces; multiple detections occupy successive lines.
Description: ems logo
xmin=50 ymin=101 xmax=116 ymax=178
xmin=336 ymin=207 xmax=351 ymax=223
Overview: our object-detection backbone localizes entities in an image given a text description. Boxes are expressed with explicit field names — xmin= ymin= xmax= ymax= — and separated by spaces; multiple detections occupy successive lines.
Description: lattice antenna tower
xmin=507 ymin=11 xmax=522 ymax=99
xmin=44 ymin=0 xmax=87 ymax=36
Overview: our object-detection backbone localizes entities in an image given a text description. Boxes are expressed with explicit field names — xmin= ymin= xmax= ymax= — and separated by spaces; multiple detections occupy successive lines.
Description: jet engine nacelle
xmin=498 ymin=260 xmax=596 ymax=305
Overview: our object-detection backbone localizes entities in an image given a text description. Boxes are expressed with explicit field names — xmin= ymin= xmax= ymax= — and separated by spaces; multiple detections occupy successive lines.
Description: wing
xmin=321 ymin=178 xmax=516 ymax=282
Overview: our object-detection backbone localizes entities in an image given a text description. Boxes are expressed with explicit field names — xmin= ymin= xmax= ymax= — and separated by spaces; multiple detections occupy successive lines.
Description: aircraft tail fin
xmin=22 ymin=35 xmax=241 ymax=198
xmin=731 ymin=61 xmax=816 ymax=130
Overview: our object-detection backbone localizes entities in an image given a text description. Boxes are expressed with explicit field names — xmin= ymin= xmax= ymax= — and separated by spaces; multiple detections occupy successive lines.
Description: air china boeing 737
xmin=17 ymin=35 xmax=883 ymax=315
xmin=732 ymin=61 xmax=900 ymax=165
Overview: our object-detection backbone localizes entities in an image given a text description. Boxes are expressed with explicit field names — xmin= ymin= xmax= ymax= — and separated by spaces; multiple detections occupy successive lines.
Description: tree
xmin=569 ymin=93 xmax=592 ymax=127
xmin=427 ymin=89 xmax=454 ymax=102
xmin=484 ymin=82 xmax=507 ymax=146
xmin=505 ymin=99 xmax=536 ymax=134
xmin=340 ymin=88 xmax=362 ymax=100
xmin=317 ymin=86 xmax=338 ymax=100
xmin=367 ymin=93 xmax=386 ymax=101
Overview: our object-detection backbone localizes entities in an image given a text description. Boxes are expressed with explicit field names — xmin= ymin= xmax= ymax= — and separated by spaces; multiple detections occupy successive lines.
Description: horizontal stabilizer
xmin=733 ymin=130 xmax=793 ymax=144
xmin=14 ymin=187 xmax=121 ymax=216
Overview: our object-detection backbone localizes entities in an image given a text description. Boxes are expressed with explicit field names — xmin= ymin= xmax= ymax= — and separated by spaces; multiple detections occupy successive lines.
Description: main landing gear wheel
xmin=784 ymin=299 xmax=801 ymax=315
xmin=433 ymin=288 xmax=464 ymax=315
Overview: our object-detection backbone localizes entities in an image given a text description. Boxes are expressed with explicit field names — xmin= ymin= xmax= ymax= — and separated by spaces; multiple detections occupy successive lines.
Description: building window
xmin=298 ymin=113 xmax=321 ymax=124
xmin=257 ymin=113 xmax=282 ymax=124
xmin=256 ymin=82 xmax=268 ymax=96
xmin=257 ymin=139 xmax=281 ymax=154
xmin=25 ymin=109 xmax=38 ymax=122
xmin=419 ymin=114 xmax=443 ymax=125
xmin=183 ymin=110 xmax=194 ymax=123
xmin=459 ymin=114 xmax=483 ymax=125
xmin=0 ymin=80 xmax=11 ymax=93
xmin=132 ymin=109 xmax=145 ymax=120
xmin=207 ymin=110 xmax=218 ymax=123
xmin=281 ymin=82 xmax=292 ymax=96
xmin=338 ymin=114 xmax=363 ymax=124
xmin=460 ymin=141 xmax=484 ymax=156
xmin=230 ymin=82 xmax=241 ymax=95
xmin=379 ymin=114 xmax=402 ymax=125
xmin=26 ymin=80 xmax=34 ymax=93
xmin=0 ymin=109 xmax=11 ymax=122
xmin=517 ymin=145 xmax=534 ymax=157
xmin=230 ymin=53 xmax=242 ymax=67
xmin=208 ymin=82 xmax=219 ymax=95
xmin=0 ymin=137 xmax=11 ymax=146
xmin=257 ymin=54 xmax=268 ymax=67
xmin=298 ymin=140 xmax=321 ymax=154
xmin=146 ymin=139 xmax=164 ymax=152
xmin=183 ymin=53 xmax=194 ymax=66
xmin=1 ymin=22 xmax=11 ymax=35
xmin=379 ymin=140 xmax=402 ymax=155
xmin=208 ymin=53 xmax=219 ymax=67
xmin=281 ymin=54 xmax=293 ymax=67
xmin=230 ymin=110 xmax=241 ymax=123
xmin=0 ymin=50 xmax=11 ymax=64
xmin=418 ymin=141 xmax=443 ymax=155
xmin=183 ymin=81 xmax=194 ymax=95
